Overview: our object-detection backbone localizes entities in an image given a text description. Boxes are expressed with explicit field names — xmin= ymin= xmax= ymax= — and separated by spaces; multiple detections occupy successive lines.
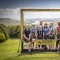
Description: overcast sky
xmin=24 ymin=12 xmax=60 ymax=20
xmin=0 ymin=0 xmax=60 ymax=20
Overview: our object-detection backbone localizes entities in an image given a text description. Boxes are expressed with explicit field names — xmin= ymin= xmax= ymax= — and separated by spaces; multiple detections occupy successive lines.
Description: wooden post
xmin=20 ymin=9 xmax=24 ymax=53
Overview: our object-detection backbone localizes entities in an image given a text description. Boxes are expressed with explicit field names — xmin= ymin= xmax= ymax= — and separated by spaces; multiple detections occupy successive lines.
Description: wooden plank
xmin=36 ymin=40 xmax=56 ymax=45
xmin=21 ymin=9 xmax=60 ymax=12
xmin=23 ymin=40 xmax=56 ymax=45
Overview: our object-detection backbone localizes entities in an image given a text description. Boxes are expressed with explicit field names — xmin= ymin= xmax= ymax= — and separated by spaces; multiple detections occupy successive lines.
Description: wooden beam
xmin=20 ymin=9 xmax=24 ymax=52
xmin=21 ymin=9 xmax=60 ymax=12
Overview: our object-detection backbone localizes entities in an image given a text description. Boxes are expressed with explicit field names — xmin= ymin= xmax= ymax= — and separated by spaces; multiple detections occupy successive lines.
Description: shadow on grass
xmin=5 ymin=57 xmax=57 ymax=60
xmin=5 ymin=52 xmax=60 ymax=60
xmin=12 ymin=52 xmax=60 ymax=56
xmin=15 ymin=51 xmax=60 ymax=57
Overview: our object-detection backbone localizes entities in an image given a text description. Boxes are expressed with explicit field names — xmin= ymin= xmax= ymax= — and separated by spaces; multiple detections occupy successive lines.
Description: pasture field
xmin=0 ymin=39 xmax=60 ymax=60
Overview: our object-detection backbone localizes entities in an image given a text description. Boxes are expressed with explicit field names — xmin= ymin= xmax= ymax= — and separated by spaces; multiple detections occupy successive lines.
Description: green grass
xmin=0 ymin=39 xmax=60 ymax=60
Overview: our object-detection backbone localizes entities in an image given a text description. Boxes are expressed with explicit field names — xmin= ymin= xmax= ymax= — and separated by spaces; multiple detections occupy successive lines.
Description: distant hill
xmin=25 ymin=18 xmax=60 ymax=28
xmin=0 ymin=18 xmax=60 ymax=27
xmin=26 ymin=18 xmax=60 ymax=22
xmin=0 ymin=18 xmax=20 ymax=26
xmin=0 ymin=18 xmax=36 ymax=26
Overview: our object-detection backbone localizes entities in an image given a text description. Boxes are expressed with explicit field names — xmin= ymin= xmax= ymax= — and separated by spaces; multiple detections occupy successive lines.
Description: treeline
xmin=0 ymin=24 xmax=21 ymax=43
xmin=8 ymin=25 xmax=20 ymax=38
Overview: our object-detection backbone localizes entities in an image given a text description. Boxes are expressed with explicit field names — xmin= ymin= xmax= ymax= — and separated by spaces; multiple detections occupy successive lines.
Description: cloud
xmin=1 ymin=8 xmax=60 ymax=20
xmin=0 ymin=8 xmax=20 ymax=20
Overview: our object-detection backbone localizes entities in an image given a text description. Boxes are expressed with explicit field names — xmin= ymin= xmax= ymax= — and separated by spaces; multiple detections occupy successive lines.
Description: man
xmin=36 ymin=20 xmax=43 ymax=30
xmin=23 ymin=24 xmax=32 ymax=54
xmin=56 ymin=21 xmax=60 ymax=50
xmin=36 ymin=20 xmax=44 ymax=49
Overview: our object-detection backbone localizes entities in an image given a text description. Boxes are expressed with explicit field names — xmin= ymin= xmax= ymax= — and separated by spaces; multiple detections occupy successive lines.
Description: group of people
xmin=23 ymin=20 xmax=60 ymax=54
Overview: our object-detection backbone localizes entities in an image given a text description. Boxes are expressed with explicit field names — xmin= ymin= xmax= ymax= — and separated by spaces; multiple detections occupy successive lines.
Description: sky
xmin=24 ymin=12 xmax=60 ymax=20
xmin=0 ymin=0 xmax=60 ymax=20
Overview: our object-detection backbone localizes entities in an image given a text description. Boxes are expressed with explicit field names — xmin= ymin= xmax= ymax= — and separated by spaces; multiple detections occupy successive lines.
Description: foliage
xmin=8 ymin=25 xmax=20 ymax=38
xmin=0 ymin=32 xmax=6 ymax=43
xmin=0 ymin=24 xmax=9 ymax=40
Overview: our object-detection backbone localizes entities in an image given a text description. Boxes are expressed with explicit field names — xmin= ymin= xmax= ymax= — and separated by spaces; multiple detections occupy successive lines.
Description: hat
xmin=32 ymin=23 xmax=35 ymax=26
xmin=25 ymin=24 xmax=29 ymax=26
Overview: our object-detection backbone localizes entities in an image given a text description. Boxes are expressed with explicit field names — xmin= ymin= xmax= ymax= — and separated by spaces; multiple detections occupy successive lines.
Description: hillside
xmin=0 ymin=18 xmax=20 ymax=26
xmin=0 ymin=18 xmax=36 ymax=26
xmin=0 ymin=18 xmax=35 ymax=26
xmin=0 ymin=18 xmax=59 ymax=27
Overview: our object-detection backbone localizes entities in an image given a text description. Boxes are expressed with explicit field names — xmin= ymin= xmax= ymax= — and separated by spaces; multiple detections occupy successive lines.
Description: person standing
xmin=56 ymin=21 xmax=60 ymax=49
xmin=36 ymin=20 xmax=43 ymax=30
xmin=36 ymin=20 xmax=44 ymax=49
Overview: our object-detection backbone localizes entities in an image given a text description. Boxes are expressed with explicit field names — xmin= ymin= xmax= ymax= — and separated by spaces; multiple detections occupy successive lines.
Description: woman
xmin=23 ymin=24 xmax=32 ymax=54
xmin=49 ymin=22 xmax=54 ymax=49
xmin=43 ymin=23 xmax=49 ymax=39
xmin=49 ymin=22 xmax=54 ymax=39
xmin=43 ymin=23 xmax=49 ymax=50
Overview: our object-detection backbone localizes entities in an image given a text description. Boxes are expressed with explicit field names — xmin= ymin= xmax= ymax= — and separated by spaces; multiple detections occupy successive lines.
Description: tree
xmin=0 ymin=24 xmax=9 ymax=42
xmin=9 ymin=25 xmax=20 ymax=38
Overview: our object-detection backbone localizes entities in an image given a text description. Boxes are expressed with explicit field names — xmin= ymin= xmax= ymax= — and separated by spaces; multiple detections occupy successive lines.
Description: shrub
xmin=0 ymin=24 xmax=9 ymax=40
xmin=0 ymin=32 xmax=6 ymax=43
xmin=9 ymin=25 xmax=20 ymax=38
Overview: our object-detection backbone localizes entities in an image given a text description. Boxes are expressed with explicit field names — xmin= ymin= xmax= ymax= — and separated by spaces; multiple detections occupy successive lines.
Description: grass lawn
xmin=0 ymin=39 xmax=60 ymax=60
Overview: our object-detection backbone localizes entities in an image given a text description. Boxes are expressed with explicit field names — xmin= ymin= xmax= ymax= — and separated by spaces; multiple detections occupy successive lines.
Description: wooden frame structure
xmin=20 ymin=9 xmax=60 ymax=53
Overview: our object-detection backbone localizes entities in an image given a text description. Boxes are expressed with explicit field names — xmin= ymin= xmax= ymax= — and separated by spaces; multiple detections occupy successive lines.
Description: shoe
xmin=29 ymin=51 xmax=32 ymax=55
xmin=44 ymin=47 xmax=47 ymax=50
xmin=58 ymin=48 xmax=60 ymax=53
xmin=36 ymin=47 xmax=37 ymax=49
